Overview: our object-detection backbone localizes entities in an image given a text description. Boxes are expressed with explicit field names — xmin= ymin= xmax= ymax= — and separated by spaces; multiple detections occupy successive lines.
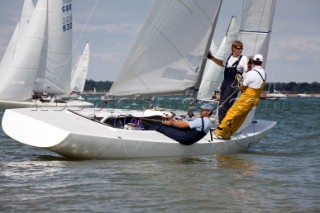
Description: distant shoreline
xmin=82 ymin=91 xmax=107 ymax=95
xmin=81 ymin=91 xmax=320 ymax=97
xmin=287 ymin=94 xmax=320 ymax=97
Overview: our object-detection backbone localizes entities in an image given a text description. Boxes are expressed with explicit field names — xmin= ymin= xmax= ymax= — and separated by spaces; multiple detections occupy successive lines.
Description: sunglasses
xmin=234 ymin=46 xmax=243 ymax=50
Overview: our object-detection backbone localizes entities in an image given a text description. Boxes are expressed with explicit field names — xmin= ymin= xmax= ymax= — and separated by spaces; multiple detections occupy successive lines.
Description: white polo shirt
xmin=242 ymin=66 xmax=266 ymax=89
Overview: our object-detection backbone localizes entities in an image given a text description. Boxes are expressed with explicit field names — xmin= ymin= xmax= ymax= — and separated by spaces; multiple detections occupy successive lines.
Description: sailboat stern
xmin=233 ymin=119 xmax=277 ymax=148
xmin=2 ymin=108 xmax=70 ymax=148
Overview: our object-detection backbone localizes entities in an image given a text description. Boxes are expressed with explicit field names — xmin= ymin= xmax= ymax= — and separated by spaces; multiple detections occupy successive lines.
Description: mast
xmin=192 ymin=1 xmax=222 ymax=99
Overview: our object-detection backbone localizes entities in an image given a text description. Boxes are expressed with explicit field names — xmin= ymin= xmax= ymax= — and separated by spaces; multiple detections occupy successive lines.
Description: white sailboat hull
xmin=261 ymin=92 xmax=287 ymax=100
xmin=0 ymin=99 xmax=93 ymax=109
xmin=2 ymin=108 xmax=276 ymax=159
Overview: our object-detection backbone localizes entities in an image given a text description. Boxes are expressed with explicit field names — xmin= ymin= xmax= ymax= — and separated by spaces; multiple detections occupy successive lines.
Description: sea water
xmin=0 ymin=96 xmax=319 ymax=212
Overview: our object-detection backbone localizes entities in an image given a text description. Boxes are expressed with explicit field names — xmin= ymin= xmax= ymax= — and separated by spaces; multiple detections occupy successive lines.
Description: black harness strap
xmin=225 ymin=54 xmax=243 ymax=68
xmin=201 ymin=117 xmax=204 ymax=132
xmin=250 ymin=69 xmax=266 ymax=81
xmin=232 ymin=55 xmax=243 ymax=67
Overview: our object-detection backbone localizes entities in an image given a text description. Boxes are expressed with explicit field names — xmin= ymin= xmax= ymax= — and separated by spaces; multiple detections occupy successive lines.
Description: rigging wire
xmin=73 ymin=0 xmax=100 ymax=53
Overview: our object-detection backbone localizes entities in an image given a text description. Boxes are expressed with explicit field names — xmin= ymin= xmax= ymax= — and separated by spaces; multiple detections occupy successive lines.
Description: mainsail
xmin=33 ymin=0 xmax=73 ymax=95
xmin=110 ymin=0 xmax=222 ymax=98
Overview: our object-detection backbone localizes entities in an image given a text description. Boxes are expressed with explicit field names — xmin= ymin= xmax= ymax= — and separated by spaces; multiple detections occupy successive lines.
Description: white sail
xmin=70 ymin=42 xmax=90 ymax=94
xmin=34 ymin=0 xmax=73 ymax=95
xmin=0 ymin=0 xmax=34 ymax=74
xmin=197 ymin=16 xmax=238 ymax=100
xmin=0 ymin=0 xmax=34 ymax=100
xmin=0 ymin=0 xmax=47 ymax=101
xmin=238 ymin=0 xmax=276 ymax=66
xmin=237 ymin=0 xmax=276 ymax=132
xmin=0 ymin=24 xmax=19 ymax=85
xmin=110 ymin=0 xmax=222 ymax=98
xmin=16 ymin=0 xmax=35 ymax=54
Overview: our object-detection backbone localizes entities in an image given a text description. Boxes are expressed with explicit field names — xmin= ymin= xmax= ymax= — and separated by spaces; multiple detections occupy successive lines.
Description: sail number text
xmin=62 ymin=0 xmax=72 ymax=32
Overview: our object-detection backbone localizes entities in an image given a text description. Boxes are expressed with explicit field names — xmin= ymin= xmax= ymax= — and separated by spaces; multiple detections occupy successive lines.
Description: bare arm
xmin=238 ymin=84 xmax=246 ymax=91
xmin=162 ymin=119 xmax=190 ymax=129
xmin=209 ymin=55 xmax=224 ymax=67
xmin=208 ymin=51 xmax=224 ymax=67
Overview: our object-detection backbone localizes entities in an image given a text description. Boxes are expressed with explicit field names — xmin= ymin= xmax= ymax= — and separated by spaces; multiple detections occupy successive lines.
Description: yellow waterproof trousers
xmin=215 ymin=83 xmax=265 ymax=139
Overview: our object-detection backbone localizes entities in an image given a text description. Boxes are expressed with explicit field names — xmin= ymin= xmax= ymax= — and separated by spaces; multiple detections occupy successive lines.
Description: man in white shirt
xmin=146 ymin=104 xmax=213 ymax=145
xmin=214 ymin=54 xmax=266 ymax=140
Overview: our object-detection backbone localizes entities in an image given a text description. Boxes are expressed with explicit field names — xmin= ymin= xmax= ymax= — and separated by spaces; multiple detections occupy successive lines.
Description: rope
xmin=212 ymin=76 xmax=241 ymax=115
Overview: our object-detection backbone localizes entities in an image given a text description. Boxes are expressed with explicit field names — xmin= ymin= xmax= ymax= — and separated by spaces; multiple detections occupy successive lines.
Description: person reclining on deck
xmin=146 ymin=104 xmax=213 ymax=145
xmin=213 ymin=54 xmax=266 ymax=140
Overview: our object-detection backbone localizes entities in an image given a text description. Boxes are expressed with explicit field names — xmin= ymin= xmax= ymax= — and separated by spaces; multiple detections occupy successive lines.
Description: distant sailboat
xmin=261 ymin=84 xmax=287 ymax=100
xmin=70 ymin=42 xmax=90 ymax=95
xmin=0 ymin=0 xmax=92 ymax=108
xmin=297 ymin=92 xmax=312 ymax=97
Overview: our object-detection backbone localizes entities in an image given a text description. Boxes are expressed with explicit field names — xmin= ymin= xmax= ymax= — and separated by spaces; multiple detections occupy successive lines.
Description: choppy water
xmin=1 ymin=97 xmax=319 ymax=212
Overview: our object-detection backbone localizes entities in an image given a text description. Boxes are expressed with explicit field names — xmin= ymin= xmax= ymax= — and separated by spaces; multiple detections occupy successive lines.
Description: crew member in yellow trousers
xmin=213 ymin=54 xmax=266 ymax=140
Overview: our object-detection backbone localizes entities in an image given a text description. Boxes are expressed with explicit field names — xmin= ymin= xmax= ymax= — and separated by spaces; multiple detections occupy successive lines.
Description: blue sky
xmin=0 ymin=0 xmax=319 ymax=83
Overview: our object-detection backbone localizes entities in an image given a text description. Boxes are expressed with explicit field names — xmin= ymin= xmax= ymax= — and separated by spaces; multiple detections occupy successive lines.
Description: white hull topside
xmin=2 ymin=108 xmax=276 ymax=159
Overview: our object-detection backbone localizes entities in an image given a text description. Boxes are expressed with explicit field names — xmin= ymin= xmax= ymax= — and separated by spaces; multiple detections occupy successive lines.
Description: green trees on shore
xmin=84 ymin=79 xmax=113 ymax=92
xmin=84 ymin=79 xmax=320 ymax=94
xmin=265 ymin=82 xmax=320 ymax=94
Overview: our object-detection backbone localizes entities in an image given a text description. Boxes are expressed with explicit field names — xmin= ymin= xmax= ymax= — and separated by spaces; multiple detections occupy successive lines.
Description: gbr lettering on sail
xmin=62 ymin=0 xmax=72 ymax=32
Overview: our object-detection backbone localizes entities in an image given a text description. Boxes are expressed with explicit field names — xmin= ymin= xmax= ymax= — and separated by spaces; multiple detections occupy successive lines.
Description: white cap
xmin=253 ymin=54 xmax=263 ymax=62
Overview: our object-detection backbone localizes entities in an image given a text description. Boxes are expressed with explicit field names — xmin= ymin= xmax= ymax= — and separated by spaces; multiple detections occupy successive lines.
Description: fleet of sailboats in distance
xmin=0 ymin=0 xmax=92 ymax=109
